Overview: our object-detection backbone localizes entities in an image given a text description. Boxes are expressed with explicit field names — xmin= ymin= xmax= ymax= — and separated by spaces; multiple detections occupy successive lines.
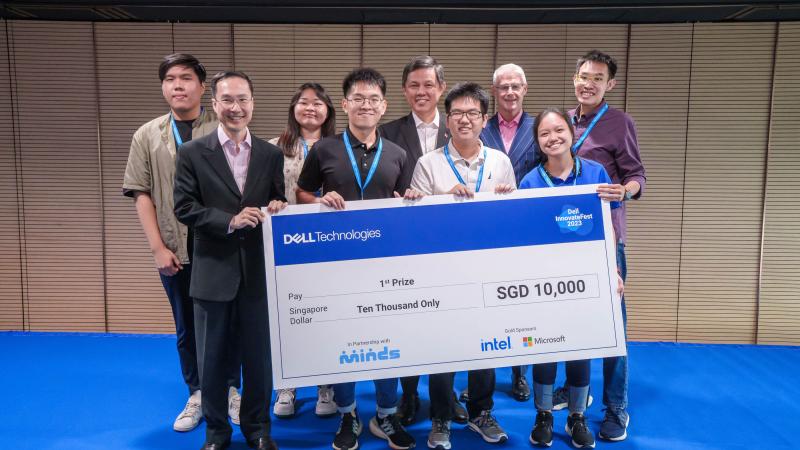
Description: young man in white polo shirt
xmin=406 ymin=82 xmax=515 ymax=449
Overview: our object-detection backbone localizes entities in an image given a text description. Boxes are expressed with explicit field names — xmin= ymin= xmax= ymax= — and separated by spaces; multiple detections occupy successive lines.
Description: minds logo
xmin=555 ymin=205 xmax=594 ymax=236
xmin=339 ymin=346 xmax=400 ymax=365
xmin=282 ymin=229 xmax=382 ymax=245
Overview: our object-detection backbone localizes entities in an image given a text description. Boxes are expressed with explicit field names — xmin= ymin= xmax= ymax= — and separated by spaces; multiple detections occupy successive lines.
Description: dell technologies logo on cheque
xmin=283 ymin=228 xmax=382 ymax=245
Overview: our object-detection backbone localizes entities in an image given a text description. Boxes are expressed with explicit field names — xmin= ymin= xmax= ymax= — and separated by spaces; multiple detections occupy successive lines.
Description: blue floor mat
xmin=1 ymin=332 xmax=798 ymax=449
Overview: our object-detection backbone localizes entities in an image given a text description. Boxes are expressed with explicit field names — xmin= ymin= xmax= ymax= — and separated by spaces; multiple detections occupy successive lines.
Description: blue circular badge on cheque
xmin=555 ymin=204 xmax=594 ymax=236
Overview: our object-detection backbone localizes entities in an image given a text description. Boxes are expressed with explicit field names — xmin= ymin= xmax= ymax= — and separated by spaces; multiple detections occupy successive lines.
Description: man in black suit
xmin=380 ymin=55 xmax=448 ymax=168
xmin=174 ymin=71 xmax=287 ymax=450
xmin=379 ymin=55 xmax=467 ymax=427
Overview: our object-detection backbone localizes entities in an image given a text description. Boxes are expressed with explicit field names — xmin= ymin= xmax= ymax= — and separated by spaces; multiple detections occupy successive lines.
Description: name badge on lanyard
xmin=343 ymin=129 xmax=383 ymax=200
xmin=444 ymin=143 xmax=487 ymax=193
xmin=572 ymin=103 xmax=608 ymax=153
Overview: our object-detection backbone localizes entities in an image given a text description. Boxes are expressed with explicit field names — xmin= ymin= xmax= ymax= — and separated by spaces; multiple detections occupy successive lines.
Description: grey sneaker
xmin=273 ymin=388 xmax=296 ymax=418
xmin=316 ymin=385 xmax=337 ymax=417
xmin=427 ymin=419 xmax=451 ymax=449
xmin=468 ymin=410 xmax=508 ymax=444
xmin=173 ymin=391 xmax=202 ymax=432
xmin=552 ymin=385 xmax=593 ymax=411
xmin=228 ymin=386 xmax=240 ymax=425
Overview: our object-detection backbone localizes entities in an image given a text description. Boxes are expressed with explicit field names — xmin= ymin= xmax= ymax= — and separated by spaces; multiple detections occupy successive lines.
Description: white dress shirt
xmin=412 ymin=110 xmax=441 ymax=155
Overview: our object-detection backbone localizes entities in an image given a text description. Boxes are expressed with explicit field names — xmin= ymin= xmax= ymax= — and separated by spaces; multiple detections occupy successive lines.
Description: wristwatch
xmin=624 ymin=187 xmax=634 ymax=201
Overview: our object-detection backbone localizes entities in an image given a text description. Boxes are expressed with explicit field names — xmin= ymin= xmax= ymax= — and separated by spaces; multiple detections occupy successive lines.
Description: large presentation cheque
xmin=264 ymin=185 xmax=626 ymax=389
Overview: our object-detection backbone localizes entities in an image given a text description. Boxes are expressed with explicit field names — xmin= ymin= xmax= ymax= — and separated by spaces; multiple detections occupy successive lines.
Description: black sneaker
xmin=565 ymin=413 xmax=595 ymax=449
xmin=529 ymin=410 xmax=553 ymax=447
xmin=511 ymin=374 xmax=531 ymax=401
xmin=333 ymin=410 xmax=362 ymax=450
xmin=552 ymin=385 xmax=593 ymax=411
xmin=369 ymin=413 xmax=416 ymax=449
xmin=397 ymin=393 xmax=420 ymax=426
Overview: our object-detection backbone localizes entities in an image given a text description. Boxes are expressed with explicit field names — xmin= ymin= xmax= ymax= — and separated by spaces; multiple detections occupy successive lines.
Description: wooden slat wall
xmin=11 ymin=21 xmax=105 ymax=331
xmin=1 ymin=21 xmax=798 ymax=345
xmin=430 ymin=25 xmax=496 ymax=111
xmin=677 ymin=23 xmax=775 ymax=343
xmin=0 ymin=20 xmax=24 ymax=330
xmin=497 ymin=25 xmax=568 ymax=113
xmin=96 ymin=23 xmax=174 ymax=333
xmin=233 ymin=25 xmax=294 ymax=140
xmin=364 ymin=24 xmax=431 ymax=123
xmin=758 ymin=22 xmax=800 ymax=345
xmin=625 ymin=24 xmax=693 ymax=342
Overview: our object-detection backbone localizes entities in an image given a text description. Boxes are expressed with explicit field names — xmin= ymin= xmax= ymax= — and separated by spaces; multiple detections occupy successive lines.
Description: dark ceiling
xmin=2 ymin=1 xmax=799 ymax=23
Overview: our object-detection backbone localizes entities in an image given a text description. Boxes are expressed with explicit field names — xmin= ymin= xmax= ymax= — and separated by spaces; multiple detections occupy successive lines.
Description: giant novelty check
xmin=264 ymin=185 xmax=626 ymax=389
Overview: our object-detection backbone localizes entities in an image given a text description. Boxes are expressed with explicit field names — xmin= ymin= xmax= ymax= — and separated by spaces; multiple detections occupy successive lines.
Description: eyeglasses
xmin=215 ymin=97 xmax=253 ymax=108
xmin=574 ymin=74 xmax=607 ymax=86
xmin=494 ymin=83 xmax=524 ymax=93
xmin=448 ymin=110 xmax=483 ymax=121
xmin=347 ymin=96 xmax=384 ymax=108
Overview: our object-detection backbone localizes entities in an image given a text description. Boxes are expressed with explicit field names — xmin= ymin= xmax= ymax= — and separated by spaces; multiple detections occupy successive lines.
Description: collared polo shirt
xmin=297 ymin=129 xmax=412 ymax=201
xmin=123 ymin=108 xmax=218 ymax=264
xmin=410 ymin=140 xmax=516 ymax=195
xmin=569 ymin=101 xmax=646 ymax=243
xmin=519 ymin=157 xmax=621 ymax=210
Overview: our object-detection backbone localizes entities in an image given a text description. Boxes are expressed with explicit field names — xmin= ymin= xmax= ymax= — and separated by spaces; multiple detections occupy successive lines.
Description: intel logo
xmin=339 ymin=346 xmax=400 ymax=365
xmin=480 ymin=336 xmax=512 ymax=352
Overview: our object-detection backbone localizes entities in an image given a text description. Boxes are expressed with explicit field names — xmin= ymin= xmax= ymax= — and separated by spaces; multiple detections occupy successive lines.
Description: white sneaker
xmin=273 ymin=388 xmax=296 ymax=418
xmin=315 ymin=385 xmax=337 ymax=417
xmin=173 ymin=391 xmax=202 ymax=432
xmin=228 ymin=386 xmax=241 ymax=425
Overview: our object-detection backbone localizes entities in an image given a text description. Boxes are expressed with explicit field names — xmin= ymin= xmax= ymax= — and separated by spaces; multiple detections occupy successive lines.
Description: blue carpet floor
xmin=1 ymin=332 xmax=798 ymax=449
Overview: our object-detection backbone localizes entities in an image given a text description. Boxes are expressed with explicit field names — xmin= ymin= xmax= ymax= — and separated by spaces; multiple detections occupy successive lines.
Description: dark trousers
xmin=160 ymin=268 xmax=241 ymax=394
xmin=533 ymin=360 xmax=590 ymax=387
xmin=400 ymin=375 xmax=420 ymax=397
xmin=429 ymin=369 xmax=495 ymax=420
xmin=194 ymin=293 xmax=271 ymax=444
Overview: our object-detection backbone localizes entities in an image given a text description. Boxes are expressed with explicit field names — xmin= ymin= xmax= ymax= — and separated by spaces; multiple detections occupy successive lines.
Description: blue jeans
xmin=603 ymin=242 xmax=628 ymax=410
xmin=333 ymin=378 xmax=399 ymax=415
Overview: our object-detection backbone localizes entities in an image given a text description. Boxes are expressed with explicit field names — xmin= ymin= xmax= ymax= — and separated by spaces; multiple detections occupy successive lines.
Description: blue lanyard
xmin=170 ymin=108 xmax=202 ymax=149
xmin=301 ymin=138 xmax=309 ymax=159
xmin=444 ymin=142 xmax=487 ymax=193
xmin=170 ymin=113 xmax=184 ymax=148
xmin=572 ymin=102 xmax=609 ymax=153
xmin=537 ymin=157 xmax=582 ymax=187
xmin=343 ymin=129 xmax=383 ymax=200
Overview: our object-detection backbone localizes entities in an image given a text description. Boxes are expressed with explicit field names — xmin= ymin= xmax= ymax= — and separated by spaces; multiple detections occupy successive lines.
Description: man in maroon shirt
xmin=559 ymin=49 xmax=646 ymax=443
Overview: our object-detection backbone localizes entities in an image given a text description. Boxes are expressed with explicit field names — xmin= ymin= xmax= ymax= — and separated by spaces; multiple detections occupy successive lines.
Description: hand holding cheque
xmin=263 ymin=185 xmax=626 ymax=388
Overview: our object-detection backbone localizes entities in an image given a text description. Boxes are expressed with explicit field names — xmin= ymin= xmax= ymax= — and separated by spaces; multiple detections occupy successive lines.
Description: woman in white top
xmin=269 ymin=82 xmax=336 ymax=418
xmin=269 ymin=82 xmax=336 ymax=204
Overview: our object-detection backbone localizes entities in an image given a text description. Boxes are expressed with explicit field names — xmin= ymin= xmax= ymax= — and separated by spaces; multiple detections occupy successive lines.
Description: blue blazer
xmin=480 ymin=111 xmax=540 ymax=186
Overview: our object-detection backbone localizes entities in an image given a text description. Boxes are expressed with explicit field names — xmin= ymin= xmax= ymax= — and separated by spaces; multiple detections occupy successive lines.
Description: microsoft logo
xmin=522 ymin=336 xmax=533 ymax=347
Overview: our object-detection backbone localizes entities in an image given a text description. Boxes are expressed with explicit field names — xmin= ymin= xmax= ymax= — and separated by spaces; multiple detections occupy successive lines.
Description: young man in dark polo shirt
xmin=554 ymin=49 xmax=646 ymax=443
xmin=296 ymin=68 xmax=414 ymax=450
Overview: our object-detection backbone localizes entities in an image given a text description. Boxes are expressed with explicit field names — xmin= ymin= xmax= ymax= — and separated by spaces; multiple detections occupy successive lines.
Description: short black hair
xmin=401 ymin=55 xmax=445 ymax=87
xmin=159 ymin=53 xmax=206 ymax=83
xmin=444 ymin=82 xmax=489 ymax=115
xmin=342 ymin=67 xmax=387 ymax=97
xmin=210 ymin=71 xmax=254 ymax=98
xmin=575 ymin=50 xmax=618 ymax=80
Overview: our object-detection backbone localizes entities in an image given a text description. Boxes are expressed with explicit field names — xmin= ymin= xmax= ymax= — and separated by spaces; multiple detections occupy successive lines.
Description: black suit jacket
xmin=380 ymin=112 xmax=448 ymax=167
xmin=174 ymin=130 xmax=286 ymax=302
